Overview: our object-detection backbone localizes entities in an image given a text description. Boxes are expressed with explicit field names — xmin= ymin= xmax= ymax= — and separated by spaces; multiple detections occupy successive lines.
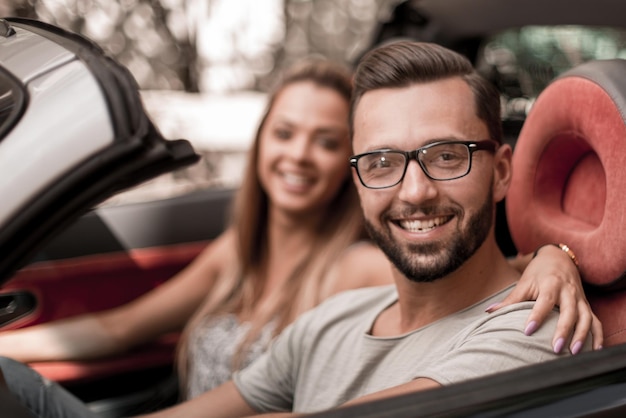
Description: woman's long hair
xmin=177 ymin=59 xmax=364 ymax=393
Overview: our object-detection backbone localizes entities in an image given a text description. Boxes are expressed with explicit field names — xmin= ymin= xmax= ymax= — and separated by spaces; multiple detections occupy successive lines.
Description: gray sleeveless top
xmin=186 ymin=315 xmax=275 ymax=400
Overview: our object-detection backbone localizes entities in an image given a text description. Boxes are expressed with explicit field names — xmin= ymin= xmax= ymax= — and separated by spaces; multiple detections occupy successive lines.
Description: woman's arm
xmin=0 ymin=230 xmax=236 ymax=363
xmin=489 ymin=244 xmax=603 ymax=353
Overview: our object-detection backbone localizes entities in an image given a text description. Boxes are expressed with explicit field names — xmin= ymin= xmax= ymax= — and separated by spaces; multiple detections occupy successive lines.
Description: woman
xmin=0 ymin=59 xmax=601 ymax=409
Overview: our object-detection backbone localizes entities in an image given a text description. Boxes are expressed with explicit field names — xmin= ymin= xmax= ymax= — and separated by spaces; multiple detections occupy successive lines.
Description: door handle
xmin=0 ymin=291 xmax=36 ymax=327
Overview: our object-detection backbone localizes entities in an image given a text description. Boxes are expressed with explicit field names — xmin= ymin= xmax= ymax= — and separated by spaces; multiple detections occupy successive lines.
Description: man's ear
xmin=492 ymin=144 xmax=513 ymax=202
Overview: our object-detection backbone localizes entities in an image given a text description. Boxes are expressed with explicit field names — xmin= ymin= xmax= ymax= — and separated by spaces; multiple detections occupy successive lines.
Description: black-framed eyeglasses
xmin=349 ymin=140 xmax=498 ymax=189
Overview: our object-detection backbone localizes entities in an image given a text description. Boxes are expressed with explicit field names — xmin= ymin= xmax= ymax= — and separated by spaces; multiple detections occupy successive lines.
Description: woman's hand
xmin=488 ymin=244 xmax=603 ymax=354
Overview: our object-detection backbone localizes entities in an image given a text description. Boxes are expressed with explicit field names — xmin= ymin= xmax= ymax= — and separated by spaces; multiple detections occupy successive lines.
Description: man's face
xmin=351 ymin=77 xmax=507 ymax=282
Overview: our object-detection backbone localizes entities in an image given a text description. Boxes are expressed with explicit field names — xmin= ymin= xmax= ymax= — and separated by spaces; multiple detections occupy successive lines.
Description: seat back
xmin=506 ymin=59 xmax=626 ymax=346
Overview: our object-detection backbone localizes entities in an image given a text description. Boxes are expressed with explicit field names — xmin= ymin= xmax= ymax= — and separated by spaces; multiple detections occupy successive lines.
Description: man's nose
xmin=396 ymin=160 xmax=438 ymax=204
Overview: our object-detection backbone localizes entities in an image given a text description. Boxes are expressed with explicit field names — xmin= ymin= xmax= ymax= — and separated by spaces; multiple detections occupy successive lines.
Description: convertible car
xmin=1 ymin=0 xmax=626 ymax=416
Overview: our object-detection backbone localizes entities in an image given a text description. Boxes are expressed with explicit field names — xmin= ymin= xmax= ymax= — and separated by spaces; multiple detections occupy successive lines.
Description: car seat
xmin=505 ymin=59 xmax=626 ymax=346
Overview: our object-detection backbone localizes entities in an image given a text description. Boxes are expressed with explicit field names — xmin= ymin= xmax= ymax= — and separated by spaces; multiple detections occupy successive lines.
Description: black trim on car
xmin=0 ymin=65 xmax=28 ymax=141
xmin=311 ymin=345 xmax=626 ymax=417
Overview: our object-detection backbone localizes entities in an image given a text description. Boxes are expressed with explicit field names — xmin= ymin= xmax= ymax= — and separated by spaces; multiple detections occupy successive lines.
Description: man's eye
xmin=431 ymin=151 xmax=464 ymax=164
xmin=368 ymin=155 xmax=398 ymax=170
xmin=374 ymin=158 xmax=391 ymax=168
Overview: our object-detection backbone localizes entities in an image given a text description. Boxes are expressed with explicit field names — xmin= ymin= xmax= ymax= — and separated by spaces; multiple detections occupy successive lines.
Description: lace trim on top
xmin=186 ymin=314 xmax=275 ymax=400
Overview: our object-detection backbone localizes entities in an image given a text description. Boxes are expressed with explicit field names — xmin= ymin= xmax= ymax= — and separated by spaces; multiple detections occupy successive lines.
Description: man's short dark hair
xmin=350 ymin=41 xmax=503 ymax=144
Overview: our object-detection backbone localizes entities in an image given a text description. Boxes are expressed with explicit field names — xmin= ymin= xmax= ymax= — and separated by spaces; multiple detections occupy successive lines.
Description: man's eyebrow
xmin=422 ymin=136 xmax=470 ymax=144
xmin=360 ymin=144 xmax=396 ymax=153
xmin=360 ymin=136 xmax=470 ymax=153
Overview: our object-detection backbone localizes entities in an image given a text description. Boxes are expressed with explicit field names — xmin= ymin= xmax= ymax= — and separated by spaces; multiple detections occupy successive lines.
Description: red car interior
xmin=0 ymin=241 xmax=208 ymax=383
xmin=506 ymin=59 xmax=626 ymax=346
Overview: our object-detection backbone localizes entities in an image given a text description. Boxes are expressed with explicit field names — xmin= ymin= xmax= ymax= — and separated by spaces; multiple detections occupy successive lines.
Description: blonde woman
xmin=0 ymin=60 xmax=601 ymax=412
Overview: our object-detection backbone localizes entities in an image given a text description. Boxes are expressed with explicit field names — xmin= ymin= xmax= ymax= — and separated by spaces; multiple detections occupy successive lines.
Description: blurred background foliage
xmin=5 ymin=1 xmax=624 ymax=201
xmin=2 ymin=0 xmax=401 ymax=92
xmin=0 ymin=0 xmax=403 ymax=201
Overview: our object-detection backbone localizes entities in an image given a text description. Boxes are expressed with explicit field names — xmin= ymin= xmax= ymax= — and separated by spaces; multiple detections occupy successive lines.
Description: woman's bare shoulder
xmin=325 ymin=241 xmax=393 ymax=296
xmin=187 ymin=227 xmax=238 ymax=272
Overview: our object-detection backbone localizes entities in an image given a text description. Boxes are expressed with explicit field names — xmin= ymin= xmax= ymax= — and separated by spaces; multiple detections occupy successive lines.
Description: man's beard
xmin=365 ymin=190 xmax=493 ymax=283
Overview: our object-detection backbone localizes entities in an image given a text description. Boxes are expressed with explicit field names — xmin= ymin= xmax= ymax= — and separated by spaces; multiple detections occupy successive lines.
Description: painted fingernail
xmin=570 ymin=341 xmax=583 ymax=355
xmin=597 ymin=345 xmax=604 ymax=351
xmin=485 ymin=303 xmax=500 ymax=312
xmin=524 ymin=321 xmax=538 ymax=336
xmin=553 ymin=338 xmax=565 ymax=354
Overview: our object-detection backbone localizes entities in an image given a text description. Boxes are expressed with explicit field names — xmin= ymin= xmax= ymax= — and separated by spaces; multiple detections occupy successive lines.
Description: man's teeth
xmin=399 ymin=216 xmax=448 ymax=232
xmin=283 ymin=173 xmax=311 ymax=186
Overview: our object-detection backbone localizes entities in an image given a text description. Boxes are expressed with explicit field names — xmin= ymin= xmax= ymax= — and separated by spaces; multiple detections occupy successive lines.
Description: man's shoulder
xmin=322 ymin=284 xmax=397 ymax=307
xmin=450 ymin=285 xmax=544 ymax=334
xmin=297 ymin=285 xmax=397 ymax=327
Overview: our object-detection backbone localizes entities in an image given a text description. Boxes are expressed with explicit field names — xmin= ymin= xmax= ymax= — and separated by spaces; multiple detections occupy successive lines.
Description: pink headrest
xmin=506 ymin=59 xmax=626 ymax=287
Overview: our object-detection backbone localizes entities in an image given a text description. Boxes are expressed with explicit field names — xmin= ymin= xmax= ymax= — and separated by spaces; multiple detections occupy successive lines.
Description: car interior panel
xmin=0 ymin=194 xmax=232 ymax=414
xmin=0 ymin=244 xmax=204 ymax=397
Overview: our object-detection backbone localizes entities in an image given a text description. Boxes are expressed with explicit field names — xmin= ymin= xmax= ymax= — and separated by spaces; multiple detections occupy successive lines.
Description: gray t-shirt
xmin=234 ymin=284 xmax=587 ymax=413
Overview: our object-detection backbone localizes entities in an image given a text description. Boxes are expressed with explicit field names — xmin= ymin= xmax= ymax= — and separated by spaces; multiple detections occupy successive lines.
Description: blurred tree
xmin=3 ymin=0 xmax=401 ymax=92
xmin=6 ymin=0 xmax=197 ymax=91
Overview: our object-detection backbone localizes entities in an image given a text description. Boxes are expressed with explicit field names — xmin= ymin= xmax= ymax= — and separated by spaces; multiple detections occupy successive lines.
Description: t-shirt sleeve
xmin=418 ymin=304 xmax=575 ymax=385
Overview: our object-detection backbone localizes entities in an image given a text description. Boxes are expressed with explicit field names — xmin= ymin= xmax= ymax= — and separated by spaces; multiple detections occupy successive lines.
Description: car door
xmin=1 ymin=187 xmax=234 ymax=415
xmin=0 ymin=17 xmax=204 ymax=415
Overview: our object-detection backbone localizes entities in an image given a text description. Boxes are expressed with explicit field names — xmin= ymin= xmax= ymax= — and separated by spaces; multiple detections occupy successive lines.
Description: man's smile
xmin=395 ymin=215 xmax=454 ymax=233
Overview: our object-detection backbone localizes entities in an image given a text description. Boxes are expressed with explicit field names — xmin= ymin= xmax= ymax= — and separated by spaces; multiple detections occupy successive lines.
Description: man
xmin=0 ymin=41 xmax=589 ymax=418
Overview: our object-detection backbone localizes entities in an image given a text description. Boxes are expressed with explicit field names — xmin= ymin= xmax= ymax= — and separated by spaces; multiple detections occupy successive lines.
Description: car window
xmin=0 ymin=69 xmax=25 ymax=138
xmin=476 ymin=25 xmax=626 ymax=120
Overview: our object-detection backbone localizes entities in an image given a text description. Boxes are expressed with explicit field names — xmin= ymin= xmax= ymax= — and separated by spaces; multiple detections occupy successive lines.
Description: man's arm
xmin=136 ymin=381 xmax=256 ymax=418
xmin=342 ymin=378 xmax=441 ymax=406
xmin=252 ymin=379 xmax=441 ymax=417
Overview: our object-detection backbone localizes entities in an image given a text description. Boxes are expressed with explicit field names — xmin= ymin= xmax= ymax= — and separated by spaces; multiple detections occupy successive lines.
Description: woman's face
xmin=257 ymin=81 xmax=352 ymax=217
